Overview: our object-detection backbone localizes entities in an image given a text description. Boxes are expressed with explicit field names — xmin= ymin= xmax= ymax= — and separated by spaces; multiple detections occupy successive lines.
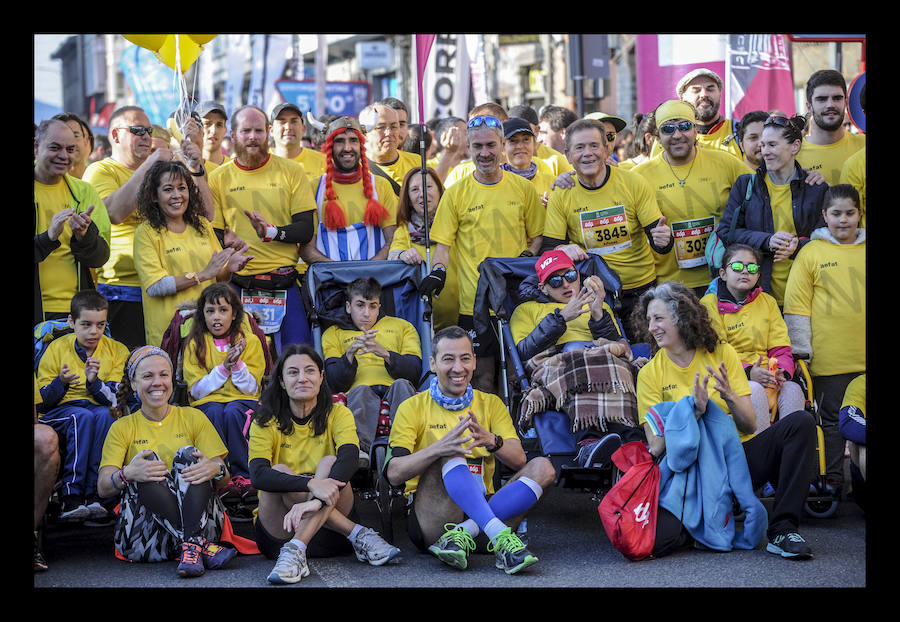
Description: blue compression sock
xmin=488 ymin=477 xmax=543 ymax=521
xmin=441 ymin=458 xmax=496 ymax=531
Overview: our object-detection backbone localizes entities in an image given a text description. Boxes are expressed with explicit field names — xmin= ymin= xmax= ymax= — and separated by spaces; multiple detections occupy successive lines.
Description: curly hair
xmin=185 ymin=283 xmax=247 ymax=371
xmin=136 ymin=160 xmax=206 ymax=234
xmin=396 ymin=166 xmax=444 ymax=226
xmin=630 ymin=281 xmax=720 ymax=356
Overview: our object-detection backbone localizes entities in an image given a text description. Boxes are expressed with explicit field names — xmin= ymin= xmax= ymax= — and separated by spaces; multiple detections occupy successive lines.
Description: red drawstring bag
xmin=597 ymin=441 xmax=661 ymax=561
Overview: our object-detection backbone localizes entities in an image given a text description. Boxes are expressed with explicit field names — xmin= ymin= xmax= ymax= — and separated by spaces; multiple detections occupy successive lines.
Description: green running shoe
xmin=428 ymin=523 xmax=476 ymax=570
xmin=489 ymin=527 xmax=538 ymax=574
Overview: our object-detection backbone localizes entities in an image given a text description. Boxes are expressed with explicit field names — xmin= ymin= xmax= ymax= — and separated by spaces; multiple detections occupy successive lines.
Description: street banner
xmin=413 ymin=34 xmax=472 ymax=122
xmin=119 ymin=44 xmax=181 ymax=126
xmin=414 ymin=34 xmax=435 ymax=124
xmin=726 ymin=34 xmax=795 ymax=120
xmin=635 ymin=34 xmax=726 ymax=115
xmin=465 ymin=35 xmax=489 ymax=108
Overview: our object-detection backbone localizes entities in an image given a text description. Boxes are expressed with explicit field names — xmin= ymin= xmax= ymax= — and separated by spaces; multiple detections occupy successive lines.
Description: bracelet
xmin=190 ymin=165 xmax=206 ymax=177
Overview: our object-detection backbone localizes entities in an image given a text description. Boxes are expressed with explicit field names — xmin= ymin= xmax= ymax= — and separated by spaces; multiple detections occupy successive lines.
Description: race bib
xmin=241 ymin=288 xmax=287 ymax=334
xmin=580 ymin=206 xmax=632 ymax=255
xmin=672 ymin=216 xmax=715 ymax=268
xmin=466 ymin=457 xmax=487 ymax=495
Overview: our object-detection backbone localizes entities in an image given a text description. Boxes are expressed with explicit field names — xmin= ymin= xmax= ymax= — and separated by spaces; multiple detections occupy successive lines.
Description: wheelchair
xmin=473 ymin=254 xmax=650 ymax=501
xmin=303 ymin=259 xmax=434 ymax=542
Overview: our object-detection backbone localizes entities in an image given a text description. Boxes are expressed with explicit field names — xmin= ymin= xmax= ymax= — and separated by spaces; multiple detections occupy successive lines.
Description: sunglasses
xmin=467 ymin=115 xmax=503 ymax=129
xmin=659 ymin=121 xmax=695 ymax=135
xmin=545 ymin=269 xmax=579 ymax=289
xmin=116 ymin=125 xmax=154 ymax=137
xmin=605 ymin=132 xmax=617 ymax=143
xmin=764 ymin=115 xmax=791 ymax=128
xmin=728 ymin=261 xmax=760 ymax=274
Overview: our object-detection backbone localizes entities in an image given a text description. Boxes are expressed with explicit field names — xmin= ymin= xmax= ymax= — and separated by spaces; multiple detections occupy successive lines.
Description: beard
xmin=814 ymin=108 xmax=845 ymax=132
xmin=234 ymin=140 xmax=268 ymax=167
xmin=333 ymin=150 xmax=360 ymax=173
xmin=693 ymin=97 xmax=720 ymax=124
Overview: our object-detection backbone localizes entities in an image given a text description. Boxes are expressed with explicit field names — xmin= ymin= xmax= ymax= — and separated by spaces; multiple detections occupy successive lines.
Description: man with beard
xmin=652 ymin=69 xmax=744 ymax=162
xmin=208 ymin=105 xmax=318 ymax=349
xmin=270 ymin=102 xmax=327 ymax=182
xmin=736 ymin=110 xmax=770 ymax=171
xmin=797 ymin=69 xmax=866 ymax=185
xmin=84 ymin=105 xmax=212 ymax=349
xmin=632 ymin=101 xmax=748 ymax=298
xmin=361 ymin=102 xmax=420 ymax=192
xmin=299 ymin=116 xmax=398 ymax=263
xmin=422 ymin=115 xmax=544 ymax=392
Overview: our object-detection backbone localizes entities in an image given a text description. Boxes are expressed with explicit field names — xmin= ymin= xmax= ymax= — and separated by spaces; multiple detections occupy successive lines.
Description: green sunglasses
xmin=728 ymin=261 xmax=759 ymax=274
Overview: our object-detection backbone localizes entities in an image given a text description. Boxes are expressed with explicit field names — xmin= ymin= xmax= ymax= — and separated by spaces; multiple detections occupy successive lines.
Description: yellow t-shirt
xmin=248 ymin=403 xmax=359 ymax=476
xmin=839 ymin=146 xmax=866 ymax=227
xmin=700 ymin=289 xmax=791 ymax=368
xmin=797 ymin=132 xmax=866 ymax=186
xmin=783 ymin=236 xmax=866 ymax=377
xmin=510 ymin=299 xmax=620 ymax=347
xmin=430 ymin=170 xmax=544 ymax=315
xmin=289 ymin=148 xmax=327 ymax=181
xmin=182 ymin=318 xmax=266 ymax=406
xmin=637 ymin=341 xmax=754 ymax=442
xmin=632 ymin=148 xmax=747 ymax=288
xmin=100 ymin=405 xmax=228 ymax=469
xmin=536 ymin=143 xmax=574 ymax=175
xmin=841 ymin=374 xmax=865 ymax=412
xmin=388 ymin=389 xmax=518 ymax=496
xmin=34 ymin=178 xmax=109 ymax=313
xmin=544 ymin=167 xmax=661 ymax=291
xmin=321 ymin=315 xmax=421 ymax=390
xmin=36 ymin=333 xmax=129 ymax=405
xmin=372 ymin=150 xmax=421 ymax=189
xmin=83 ymin=157 xmax=141 ymax=287
xmin=133 ymin=218 xmax=224 ymax=347
xmin=209 ymin=155 xmax=316 ymax=275
xmin=311 ymin=174 xmax=399 ymax=231
xmin=765 ymin=176 xmax=797 ymax=306
xmin=389 ymin=225 xmax=460 ymax=331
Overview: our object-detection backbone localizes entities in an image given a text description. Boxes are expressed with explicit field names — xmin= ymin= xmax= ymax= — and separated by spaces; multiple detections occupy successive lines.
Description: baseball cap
xmin=270 ymin=102 xmax=303 ymax=123
xmin=535 ymin=250 xmax=576 ymax=284
xmin=676 ymin=68 xmax=723 ymax=98
xmin=584 ymin=112 xmax=627 ymax=133
xmin=196 ymin=101 xmax=228 ymax=120
xmin=502 ymin=117 xmax=535 ymax=139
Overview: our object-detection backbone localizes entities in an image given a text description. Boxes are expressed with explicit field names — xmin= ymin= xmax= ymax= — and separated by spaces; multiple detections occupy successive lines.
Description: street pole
xmin=571 ymin=34 xmax=584 ymax=118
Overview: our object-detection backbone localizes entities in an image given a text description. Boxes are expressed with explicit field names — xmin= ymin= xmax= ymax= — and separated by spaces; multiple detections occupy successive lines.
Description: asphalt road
xmin=33 ymin=483 xmax=867 ymax=590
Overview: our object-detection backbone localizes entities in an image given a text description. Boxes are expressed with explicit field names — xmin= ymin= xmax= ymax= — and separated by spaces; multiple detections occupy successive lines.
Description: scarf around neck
xmin=501 ymin=161 xmax=538 ymax=180
xmin=429 ymin=376 xmax=474 ymax=411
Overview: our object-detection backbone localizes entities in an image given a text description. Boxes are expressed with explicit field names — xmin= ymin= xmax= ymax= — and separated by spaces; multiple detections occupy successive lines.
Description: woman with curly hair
xmin=133 ymin=160 xmax=252 ymax=346
xmin=631 ymin=280 xmax=817 ymax=560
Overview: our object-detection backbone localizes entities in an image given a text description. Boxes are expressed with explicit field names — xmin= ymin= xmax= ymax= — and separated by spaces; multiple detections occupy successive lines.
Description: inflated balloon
xmin=157 ymin=35 xmax=202 ymax=73
xmin=188 ymin=35 xmax=217 ymax=46
xmin=123 ymin=34 xmax=169 ymax=53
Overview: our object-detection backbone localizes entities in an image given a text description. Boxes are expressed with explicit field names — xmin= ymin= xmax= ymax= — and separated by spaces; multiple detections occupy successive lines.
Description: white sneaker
xmin=352 ymin=527 xmax=400 ymax=566
xmin=85 ymin=501 xmax=109 ymax=520
xmin=59 ymin=504 xmax=91 ymax=522
xmin=267 ymin=541 xmax=310 ymax=584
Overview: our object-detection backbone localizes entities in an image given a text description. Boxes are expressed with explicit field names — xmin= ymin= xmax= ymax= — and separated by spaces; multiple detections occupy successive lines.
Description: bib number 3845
xmin=580 ymin=205 xmax=631 ymax=255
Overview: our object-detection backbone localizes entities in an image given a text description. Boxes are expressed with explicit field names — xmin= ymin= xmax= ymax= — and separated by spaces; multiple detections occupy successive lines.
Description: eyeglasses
xmin=605 ymin=132 xmax=617 ymax=143
xmin=764 ymin=116 xmax=791 ymax=128
xmin=467 ymin=115 xmax=503 ymax=130
xmin=728 ymin=261 xmax=759 ymax=274
xmin=115 ymin=125 xmax=154 ymax=137
xmin=659 ymin=121 xmax=695 ymax=135
xmin=545 ymin=269 xmax=579 ymax=289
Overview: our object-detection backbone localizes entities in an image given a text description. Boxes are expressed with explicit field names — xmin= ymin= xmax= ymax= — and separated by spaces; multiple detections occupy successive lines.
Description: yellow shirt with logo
xmin=510 ymin=299 xmax=620 ymax=347
xmin=633 ymin=148 xmax=747 ymax=288
xmin=37 ymin=333 xmax=129 ymax=405
xmin=544 ymin=167 xmax=662 ymax=291
xmin=388 ymin=389 xmax=518 ymax=497
xmin=637 ymin=341 xmax=754 ymax=442
xmin=34 ymin=177 xmax=110 ymax=313
xmin=209 ymin=155 xmax=316 ymax=275
xmin=322 ymin=315 xmax=421 ymax=390
xmin=133 ymin=218 xmax=223 ymax=347
xmin=699 ymin=290 xmax=791 ymax=368
xmin=839 ymin=146 xmax=866 ymax=227
xmin=797 ymin=132 xmax=866 ymax=186
xmin=248 ymin=403 xmax=359 ymax=477
xmin=83 ymin=157 xmax=142 ymax=287
xmin=430 ymin=170 xmax=545 ymax=315
xmin=373 ymin=150 xmax=421 ymax=189
xmin=100 ymin=405 xmax=228 ymax=470
xmin=783 ymin=237 xmax=866 ymax=377
xmin=182 ymin=318 xmax=266 ymax=406
xmin=765 ymin=176 xmax=797 ymax=306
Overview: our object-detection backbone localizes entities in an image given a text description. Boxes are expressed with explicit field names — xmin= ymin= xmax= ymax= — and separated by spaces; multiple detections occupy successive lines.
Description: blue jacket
xmin=716 ymin=162 xmax=826 ymax=295
xmin=644 ymin=397 xmax=767 ymax=551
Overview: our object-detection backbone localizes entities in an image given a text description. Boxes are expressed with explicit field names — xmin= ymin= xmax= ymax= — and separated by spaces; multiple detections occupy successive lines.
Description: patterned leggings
xmin=113 ymin=446 xmax=226 ymax=562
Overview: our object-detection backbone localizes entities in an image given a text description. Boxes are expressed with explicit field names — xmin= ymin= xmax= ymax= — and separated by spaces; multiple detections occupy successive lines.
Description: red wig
xmin=321 ymin=127 xmax=389 ymax=230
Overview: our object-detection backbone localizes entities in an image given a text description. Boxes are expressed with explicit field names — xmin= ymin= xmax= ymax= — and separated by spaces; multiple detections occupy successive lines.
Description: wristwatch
xmin=487 ymin=434 xmax=504 ymax=453
xmin=213 ymin=462 xmax=227 ymax=482
xmin=190 ymin=165 xmax=206 ymax=177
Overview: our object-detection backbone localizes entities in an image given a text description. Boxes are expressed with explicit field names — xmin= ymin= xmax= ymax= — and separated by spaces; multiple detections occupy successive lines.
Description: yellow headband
xmin=655 ymin=100 xmax=696 ymax=127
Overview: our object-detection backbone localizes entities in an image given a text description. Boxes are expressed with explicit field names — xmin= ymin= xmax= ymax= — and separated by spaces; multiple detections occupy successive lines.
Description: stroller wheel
xmin=804 ymin=496 xmax=839 ymax=519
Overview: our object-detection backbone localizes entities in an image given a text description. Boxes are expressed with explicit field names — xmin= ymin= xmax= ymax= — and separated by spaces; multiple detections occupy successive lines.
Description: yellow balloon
xmin=122 ymin=34 xmax=168 ymax=53
xmin=157 ymin=35 xmax=201 ymax=73
xmin=188 ymin=34 xmax=217 ymax=46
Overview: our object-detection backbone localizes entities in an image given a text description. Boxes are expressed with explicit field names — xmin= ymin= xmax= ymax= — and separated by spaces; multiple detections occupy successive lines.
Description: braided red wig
xmin=322 ymin=127 xmax=389 ymax=230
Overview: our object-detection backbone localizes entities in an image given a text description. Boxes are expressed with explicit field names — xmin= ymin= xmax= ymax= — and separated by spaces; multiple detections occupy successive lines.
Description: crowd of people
xmin=34 ymin=64 xmax=865 ymax=581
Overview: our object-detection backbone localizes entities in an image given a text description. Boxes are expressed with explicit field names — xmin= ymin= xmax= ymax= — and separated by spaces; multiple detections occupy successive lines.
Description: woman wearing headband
xmin=97 ymin=345 xmax=237 ymax=578
xmin=716 ymin=115 xmax=827 ymax=307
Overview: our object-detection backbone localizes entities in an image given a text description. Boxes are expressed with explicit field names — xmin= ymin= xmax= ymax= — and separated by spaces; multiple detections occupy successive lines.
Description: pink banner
xmin=635 ymin=34 xmax=726 ymax=116
xmin=415 ymin=34 xmax=436 ymax=124
xmin=727 ymin=35 xmax=796 ymax=119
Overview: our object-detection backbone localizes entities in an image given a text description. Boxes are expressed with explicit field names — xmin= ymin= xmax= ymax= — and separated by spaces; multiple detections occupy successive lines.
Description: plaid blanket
xmin=519 ymin=340 xmax=638 ymax=433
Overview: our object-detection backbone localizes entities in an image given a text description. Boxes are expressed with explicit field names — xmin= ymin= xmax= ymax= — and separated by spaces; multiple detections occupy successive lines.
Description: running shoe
xmin=177 ymin=542 xmax=205 ymax=577
xmin=201 ymin=540 xmax=237 ymax=570
xmin=489 ymin=527 xmax=538 ymax=574
xmin=766 ymin=532 xmax=813 ymax=559
xmin=428 ymin=523 xmax=476 ymax=570
xmin=352 ymin=527 xmax=400 ymax=566
xmin=267 ymin=541 xmax=310 ymax=584
xmin=59 ymin=502 xmax=91 ymax=522
xmin=34 ymin=532 xmax=48 ymax=572
xmin=85 ymin=501 xmax=109 ymax=520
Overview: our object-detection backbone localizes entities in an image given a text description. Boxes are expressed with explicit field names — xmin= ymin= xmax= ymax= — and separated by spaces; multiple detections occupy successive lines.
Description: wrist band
xmin=262 ymin=224 xmax=277 ymax=242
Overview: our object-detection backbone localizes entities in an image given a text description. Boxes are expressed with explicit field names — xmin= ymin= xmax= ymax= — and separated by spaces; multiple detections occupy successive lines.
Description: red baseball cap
xmin=535 ymin=250 xmax=575 ymax=284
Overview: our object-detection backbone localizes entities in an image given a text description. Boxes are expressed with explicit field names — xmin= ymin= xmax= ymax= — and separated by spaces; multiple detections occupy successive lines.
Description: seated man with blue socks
xmin=385 ymin=326 xmax=555 ymax=574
